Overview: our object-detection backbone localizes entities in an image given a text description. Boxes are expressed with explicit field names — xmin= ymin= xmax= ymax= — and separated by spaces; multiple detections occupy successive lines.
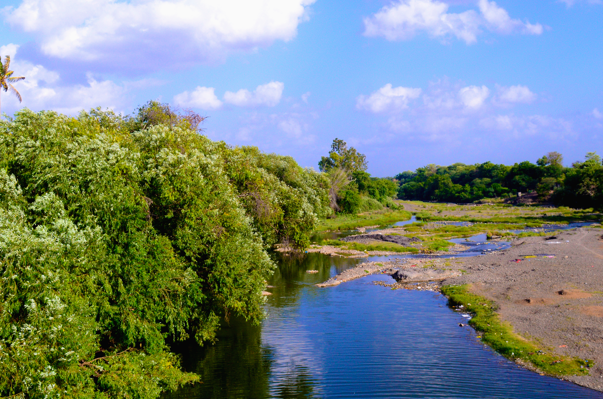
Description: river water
xmin=166 ymin=250 xmax=603 ymax=398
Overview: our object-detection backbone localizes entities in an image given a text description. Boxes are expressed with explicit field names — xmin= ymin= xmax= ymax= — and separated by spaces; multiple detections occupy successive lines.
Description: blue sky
xmin=1 ymin=0 xmax=602 ymax=176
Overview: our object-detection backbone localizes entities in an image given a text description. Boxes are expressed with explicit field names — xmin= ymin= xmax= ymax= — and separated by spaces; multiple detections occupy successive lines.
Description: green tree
xmin=318 ymin=138 xmax=367 ymax=173
xmin=0 ymin=107 xmax=331 ymax=397
xmin=0 ymin=55 xmax=25 ymax=115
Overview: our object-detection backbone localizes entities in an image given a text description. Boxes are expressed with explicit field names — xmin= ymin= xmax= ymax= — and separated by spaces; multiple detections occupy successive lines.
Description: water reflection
xmin=167 ymin=251 xmax=603 ymax=399
xmin=167 ymin=316 xmax=272 ymax=399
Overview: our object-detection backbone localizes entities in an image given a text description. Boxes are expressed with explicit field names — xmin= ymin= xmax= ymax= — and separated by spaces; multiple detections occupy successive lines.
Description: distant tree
xmin=129 ymin=100 xmax=206 ymax=132
xmin=395 ymin=171 xmax=416 ymax=185
xmin=0 ymin=55 xmax=25 ymax=115
xmin=585 ymin=152 xmax=602 ymax=166
xmin=318 ymin=138 xmax=367 ymax=173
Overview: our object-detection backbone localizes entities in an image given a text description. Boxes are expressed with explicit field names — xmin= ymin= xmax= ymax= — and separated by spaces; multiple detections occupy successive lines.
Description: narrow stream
xmin=166 ymin=244 xmax=603 ymax=398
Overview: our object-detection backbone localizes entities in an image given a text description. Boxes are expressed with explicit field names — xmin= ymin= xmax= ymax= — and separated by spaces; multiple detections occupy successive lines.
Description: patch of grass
xmin=344 ymin=241 xmax=419 ymax=253
xmin=316 ymin=209 xmax=412 ymax=232
xmin=322 ymin=239 xmax=418 ymax=253
xmin=420 ymin=239 xmax=455 ymax=252
xmin=441 ymin=285 xmax=592 ymax=376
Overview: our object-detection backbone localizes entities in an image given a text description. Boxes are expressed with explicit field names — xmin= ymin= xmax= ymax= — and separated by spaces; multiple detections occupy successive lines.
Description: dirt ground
xmin=445 ymin=228 xmax=603 ymax=391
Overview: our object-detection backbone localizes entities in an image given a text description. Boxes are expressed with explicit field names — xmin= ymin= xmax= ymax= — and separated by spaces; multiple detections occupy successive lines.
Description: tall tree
xmin=318 ymin=138 xmax=367 ymax=173
xmin=0 ymin=55 xmax=25 ymax=115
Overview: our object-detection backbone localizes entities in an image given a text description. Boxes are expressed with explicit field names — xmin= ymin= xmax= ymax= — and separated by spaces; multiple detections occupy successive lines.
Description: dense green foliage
xmin=396 ymin=151 xmax=603 ymax=210
xmin=319 ymin=139 xmax=397 ymax=214
xmin=0 ymin=105 xmax=331 ymax=397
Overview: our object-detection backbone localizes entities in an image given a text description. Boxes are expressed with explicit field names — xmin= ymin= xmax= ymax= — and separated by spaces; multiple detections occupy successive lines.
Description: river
xmin=166 ymin=250 xmax=603 ymax=398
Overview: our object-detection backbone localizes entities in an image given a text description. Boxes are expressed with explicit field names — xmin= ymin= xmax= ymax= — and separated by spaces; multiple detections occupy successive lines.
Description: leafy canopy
xmin=0 ymin=105 xmax=331 ymax=398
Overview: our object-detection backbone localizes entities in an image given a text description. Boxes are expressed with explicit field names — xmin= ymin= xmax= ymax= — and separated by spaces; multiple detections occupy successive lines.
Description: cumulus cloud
xmin=494 ymin=85 xmax=537 ymax=105
xmin=174 ymin=87 xmax=222 ymax=110
xmin=594 ymin=108 xmax=603 ymax=119
xmin=0 ymin=44 xmax=127 ymax=115
xmin=356 ymin=84 xmax=422 ymax=113
xmin=458 ymin=85 xmax=490 ymax=110
xmin=224 ymin=81 xmax=284 ymax=107
xmin=358 ymin=79 xmax=556 ymax=142
xmin=478 ymin=0 xmax=542 ymax=35
xmin=3 ymin=0 xmax=315 ymax=72
xmin=363 ymin=0 xmax=542 ymax=44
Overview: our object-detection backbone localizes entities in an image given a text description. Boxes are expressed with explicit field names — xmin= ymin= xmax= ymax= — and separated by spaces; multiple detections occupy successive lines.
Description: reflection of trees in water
xmin=271 ymin=365 xmax=318 ymax=399
xmin=165 ymin=252 xmax=352 ymax=398
xmin=164 ymin=316 xmax=272 ymax=399
xmin=267 ymin=252 xmax=362 ymax=308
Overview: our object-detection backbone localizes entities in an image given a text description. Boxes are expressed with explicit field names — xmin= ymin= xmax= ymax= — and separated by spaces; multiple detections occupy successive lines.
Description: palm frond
xmin=8 ymin=84 xmax=22 ymax=102
xmin=8 ymin=76 xmax=25 ymax=83
xmin=4 ymin=55 xmax=10 ymax=71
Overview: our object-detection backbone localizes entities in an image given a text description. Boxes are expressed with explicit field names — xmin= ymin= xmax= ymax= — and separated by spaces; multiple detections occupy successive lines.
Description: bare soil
xmin=444 ymin=228 xmax=603 ymax=391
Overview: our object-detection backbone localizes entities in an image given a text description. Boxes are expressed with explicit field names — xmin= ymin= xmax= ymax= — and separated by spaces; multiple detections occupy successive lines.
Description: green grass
xmin=441 ymin=285 xmax=592 ymax=376
xmin=413 ymin=205 xmax=600 ymax=226
xmin=323 ymin=239 xmax=419 ymax=253
xmin=316 ymin=209 xmax=412 ymax=232
xmin=420 ymin=239 xmax=455 ymax=252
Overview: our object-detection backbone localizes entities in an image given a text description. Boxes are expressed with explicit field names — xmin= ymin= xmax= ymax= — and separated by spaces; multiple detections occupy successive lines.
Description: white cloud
xmin=301 ymin=92 xmax=311 ymax=103
xmin=174 ymin=87 xmax=222 ymax=110
xmin=458 ymin=85 xmax=490 ymax=110
xmin=356 ymin=84 xmax=422 ymax=113
xmin=359 ymin=79 xmax=566 ymax=142
xmin=0 ymin=44 xmax=19 ymax=58
xmin=3 ymin=0 xmax=315 ymax=71
xmin=363 ymin=0 xmax=542 ymax=44
xmin=224 ymin=81 xmax=284 ymax=107
xmin=478 ymin=0 xmax=542 ymax=35
xmin=0 ymin=44 xmax=127 ymax=115
xmin=495 ymin=85 xmax=537 ymax=105
xmin=594 ymin=108 xmax=603 ymax=119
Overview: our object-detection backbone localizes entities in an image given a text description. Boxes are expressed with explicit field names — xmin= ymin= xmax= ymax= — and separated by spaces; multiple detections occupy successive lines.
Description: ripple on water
xmin=166 ymin=255 xmax=603 ymax=399
xmin=260 ymin=275 xmax=603 ymax=399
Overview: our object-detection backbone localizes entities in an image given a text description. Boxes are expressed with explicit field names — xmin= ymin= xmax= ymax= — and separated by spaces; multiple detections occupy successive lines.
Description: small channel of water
xmin=166 ymin=247 xmax=603 ymax=398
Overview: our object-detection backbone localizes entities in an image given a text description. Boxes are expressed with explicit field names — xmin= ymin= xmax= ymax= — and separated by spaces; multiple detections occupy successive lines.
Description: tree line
xmin=395 ymin=151 xmax=603 ymax=210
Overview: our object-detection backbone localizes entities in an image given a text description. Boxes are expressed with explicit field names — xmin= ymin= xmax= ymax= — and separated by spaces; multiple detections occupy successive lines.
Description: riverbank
xmin=445 ymin=228 xmax=603 ymax=391
xmin=314 ymin=227 xmax=603 ymax=392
